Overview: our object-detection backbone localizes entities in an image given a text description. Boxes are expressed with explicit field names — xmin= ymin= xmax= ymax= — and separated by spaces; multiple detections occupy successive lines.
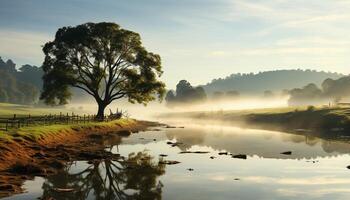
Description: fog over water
xmin=68 ymin=96 xmax=291 ymax=121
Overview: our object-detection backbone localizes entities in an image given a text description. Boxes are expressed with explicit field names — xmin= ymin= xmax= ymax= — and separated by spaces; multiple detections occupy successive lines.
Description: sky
xmin=0 ymin=0 xmax=350 ymax=89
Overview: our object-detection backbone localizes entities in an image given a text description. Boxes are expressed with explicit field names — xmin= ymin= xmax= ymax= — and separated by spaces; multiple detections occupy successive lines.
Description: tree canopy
xmin=0 ymin=57 xmax=40 ymax=104
xmin=40 ymin=22 xmax=165 ymax=118
xmin=165 ymin=80 xmax=206 ymax=107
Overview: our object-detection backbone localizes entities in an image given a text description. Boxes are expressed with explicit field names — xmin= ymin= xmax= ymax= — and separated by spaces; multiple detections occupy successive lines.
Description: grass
xmin=0 ymin=103 xmax=87 ymax=118
xmin=0 ymin=117 xmax=135 ymax=142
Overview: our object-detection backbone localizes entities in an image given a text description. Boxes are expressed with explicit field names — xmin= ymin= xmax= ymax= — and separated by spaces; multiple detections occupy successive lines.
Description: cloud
xmin=0 ymin=30 xmax=51 ymax=66
xmin=210 ymin=47 xmax=349 ymax=57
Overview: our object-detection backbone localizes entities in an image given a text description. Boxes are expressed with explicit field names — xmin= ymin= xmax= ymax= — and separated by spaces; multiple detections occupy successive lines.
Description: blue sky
xmin=1 ymin=0 xmax=350 ymax=88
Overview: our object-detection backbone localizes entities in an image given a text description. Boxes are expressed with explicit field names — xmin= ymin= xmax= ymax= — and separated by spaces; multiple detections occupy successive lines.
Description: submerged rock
xmin=166 ymin=141 xmax=183 ymax=147
xmin=232 ymin=154 xmax=247 ymax=159
xmin=179 ymin=151 xmax=210 ymax=154
xmin=187 ymin=168 xmax=194 ymax=171
xmin=159 ymin=160 xmax=181 ymax=165
xmin=280 ymin=151 xmax=292 ymax=155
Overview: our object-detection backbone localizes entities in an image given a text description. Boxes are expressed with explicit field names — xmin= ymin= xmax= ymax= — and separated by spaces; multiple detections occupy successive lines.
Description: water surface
xmin=5 ymin=122 xmax=350 ymax=200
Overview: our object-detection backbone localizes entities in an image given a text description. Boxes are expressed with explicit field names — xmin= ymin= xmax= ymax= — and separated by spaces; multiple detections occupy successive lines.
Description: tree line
xmin=0 ymin=57 xmax=43 ymax=104
xmin=288 ymin=76 xmax=350 ymax=106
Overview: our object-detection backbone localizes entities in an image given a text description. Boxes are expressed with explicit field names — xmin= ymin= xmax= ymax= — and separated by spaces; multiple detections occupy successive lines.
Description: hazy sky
xmin=1 ymin=0 xmax=350 ymax=88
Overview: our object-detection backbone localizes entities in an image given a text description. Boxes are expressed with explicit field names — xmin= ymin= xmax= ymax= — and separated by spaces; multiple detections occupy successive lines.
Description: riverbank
xmin=0 ymin=119 xmax=158 ymax=197
xmin=161 ymin=106 xmax=350 ymax=137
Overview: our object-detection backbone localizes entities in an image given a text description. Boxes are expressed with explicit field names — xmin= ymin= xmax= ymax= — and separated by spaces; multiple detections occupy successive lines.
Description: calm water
xmin=5 ymin=121 xmax=350 ymax=200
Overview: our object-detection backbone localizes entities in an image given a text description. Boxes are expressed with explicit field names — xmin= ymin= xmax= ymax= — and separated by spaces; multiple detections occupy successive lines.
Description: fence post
xmin=13 ymin=114 xmax=16 ymax=128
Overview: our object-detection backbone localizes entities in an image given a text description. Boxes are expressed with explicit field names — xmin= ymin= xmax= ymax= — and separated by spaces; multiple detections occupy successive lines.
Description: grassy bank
xmin=0 ymin=118 xmax=154 ymax=171
xmin=0 ymin=118 xmax=136 ymax=142
xmin=0 ymin=118 xmax=155 ymax=197
xmin=163 ymin=106 xmax=350 ymax=136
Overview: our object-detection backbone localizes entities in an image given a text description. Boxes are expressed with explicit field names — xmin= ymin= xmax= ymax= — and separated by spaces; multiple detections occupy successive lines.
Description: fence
xmin=0 ymin=113 xmax=99 ymax=131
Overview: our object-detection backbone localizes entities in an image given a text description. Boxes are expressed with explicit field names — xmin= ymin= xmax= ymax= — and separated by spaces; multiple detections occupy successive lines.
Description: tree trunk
xmin=96 ymin=102 xmax=107 ymax=121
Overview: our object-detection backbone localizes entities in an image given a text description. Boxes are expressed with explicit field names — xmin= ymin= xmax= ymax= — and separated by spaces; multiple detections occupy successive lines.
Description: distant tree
xmin=212 ymin=91 xmax=224 ymax=99
xmin=165 ymin=90 xmax=176 ymax=107
xmin=0 ymin=88 xmax=8 ymax=102
xmin=226 ymin=90 xmax=239 ymax=98
xmin=321 ymin=77 xmax=350 ymax=102
xmin=288 ymin=83 xmax=323 ymax=106
xmin=40 ymin=22 xmax=165 ymax=119
xmin=165 ymin=80 xmax=207 ymax=107
xmin=0 ymin=57 xmax=16 ymax=73
xmin=17 ymin=64 xmax=43 ymax=89
xmin=263 ymin=90 xmax=274 ymax=98
xmin=194 ymin=87 xmax=207 ymax=101
xmin=176 ymin=80 xmax=193 ymax=101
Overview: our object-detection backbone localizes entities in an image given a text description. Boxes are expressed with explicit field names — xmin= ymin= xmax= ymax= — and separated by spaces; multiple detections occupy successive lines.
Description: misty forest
xmin=1 ymin=1 xmax=350 ymax=200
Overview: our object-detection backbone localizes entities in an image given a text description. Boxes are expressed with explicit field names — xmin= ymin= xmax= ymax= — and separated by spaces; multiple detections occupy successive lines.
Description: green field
xmin=0 ymin=118 xmax=135 ymax=142
xmin=0 ymin=103 xmax=88 ymax=117
xmin=0 ymin=102 xmax=120 ymax=141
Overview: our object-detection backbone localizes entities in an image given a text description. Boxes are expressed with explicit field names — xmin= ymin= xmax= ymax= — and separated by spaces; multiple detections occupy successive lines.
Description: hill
xmin=201 ymin=69 xmax=344 ymax=95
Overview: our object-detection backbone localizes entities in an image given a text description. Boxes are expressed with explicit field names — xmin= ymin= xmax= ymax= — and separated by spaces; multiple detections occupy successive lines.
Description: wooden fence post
xmin=13 ymin=114 xmax=16 ymax=128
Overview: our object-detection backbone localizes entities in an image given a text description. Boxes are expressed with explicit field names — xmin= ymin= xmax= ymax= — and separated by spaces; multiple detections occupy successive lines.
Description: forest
xmin=0 ymin=57 xmax=42 ymax=104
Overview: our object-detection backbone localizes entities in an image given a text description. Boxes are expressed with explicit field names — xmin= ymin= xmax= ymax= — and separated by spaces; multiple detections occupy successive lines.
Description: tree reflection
xmin=40 ymin=152 xmax=165 ymax=200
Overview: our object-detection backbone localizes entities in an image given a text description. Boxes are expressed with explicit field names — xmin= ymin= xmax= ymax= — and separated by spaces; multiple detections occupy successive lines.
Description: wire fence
xmin=0 ymin=113 xmax=100 ymax=131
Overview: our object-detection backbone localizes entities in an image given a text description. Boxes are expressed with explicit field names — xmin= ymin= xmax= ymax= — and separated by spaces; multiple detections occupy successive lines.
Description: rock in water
xmin=232 ymin=154 xmax=247 ymax=159
xmin=280 ymin=151 xmax=292 ymax=155
xmin=159 ymin=160 xmax=181 ymax=165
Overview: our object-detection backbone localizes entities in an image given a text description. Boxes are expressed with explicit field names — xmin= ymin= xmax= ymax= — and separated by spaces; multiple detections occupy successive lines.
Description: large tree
xmin=40 ymin=22 xmax=165 ymax=119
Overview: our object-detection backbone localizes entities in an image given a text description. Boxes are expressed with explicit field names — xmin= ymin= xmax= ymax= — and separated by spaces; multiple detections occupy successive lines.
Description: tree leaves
xmin=40 ymin=22 xmax=165 ymax=115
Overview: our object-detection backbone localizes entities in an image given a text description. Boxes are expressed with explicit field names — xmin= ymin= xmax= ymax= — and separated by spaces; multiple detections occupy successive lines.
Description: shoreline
xmin=0 ymin=119 xmax=159 ymax=197
xmin=160 ymin=107 xmax=350 ymax=137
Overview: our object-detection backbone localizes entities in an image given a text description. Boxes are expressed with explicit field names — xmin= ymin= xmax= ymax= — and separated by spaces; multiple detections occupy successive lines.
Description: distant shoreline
xmin=161 ymin=106 xmax=350 ymax=137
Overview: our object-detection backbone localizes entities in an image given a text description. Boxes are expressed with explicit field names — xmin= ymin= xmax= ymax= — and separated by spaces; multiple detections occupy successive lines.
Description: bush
xmin=307 ymin=105 xmax=316 ymax=111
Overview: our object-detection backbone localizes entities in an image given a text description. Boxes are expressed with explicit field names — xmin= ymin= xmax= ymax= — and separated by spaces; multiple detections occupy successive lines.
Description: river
xmin=4 ymin=121 xmax=350 ymax=200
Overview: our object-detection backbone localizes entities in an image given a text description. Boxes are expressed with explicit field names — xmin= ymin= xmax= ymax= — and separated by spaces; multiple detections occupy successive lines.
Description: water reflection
xmin=163 ymin=125 xmax=350 ymax=159
xmin=40 ymin=152 xmax=165 ymax=200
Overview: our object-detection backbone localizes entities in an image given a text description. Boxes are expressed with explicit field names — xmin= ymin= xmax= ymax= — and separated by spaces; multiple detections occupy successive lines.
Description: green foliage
xmin=288 ymin=76 xmax=350 ymax=106
xmin=165 ymin=80 xmax=207 ymax=107
xmin=41 ymin=22 xmax=165 ymax=117
xmin=0 ymin=57 xmax=42 ymax=105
